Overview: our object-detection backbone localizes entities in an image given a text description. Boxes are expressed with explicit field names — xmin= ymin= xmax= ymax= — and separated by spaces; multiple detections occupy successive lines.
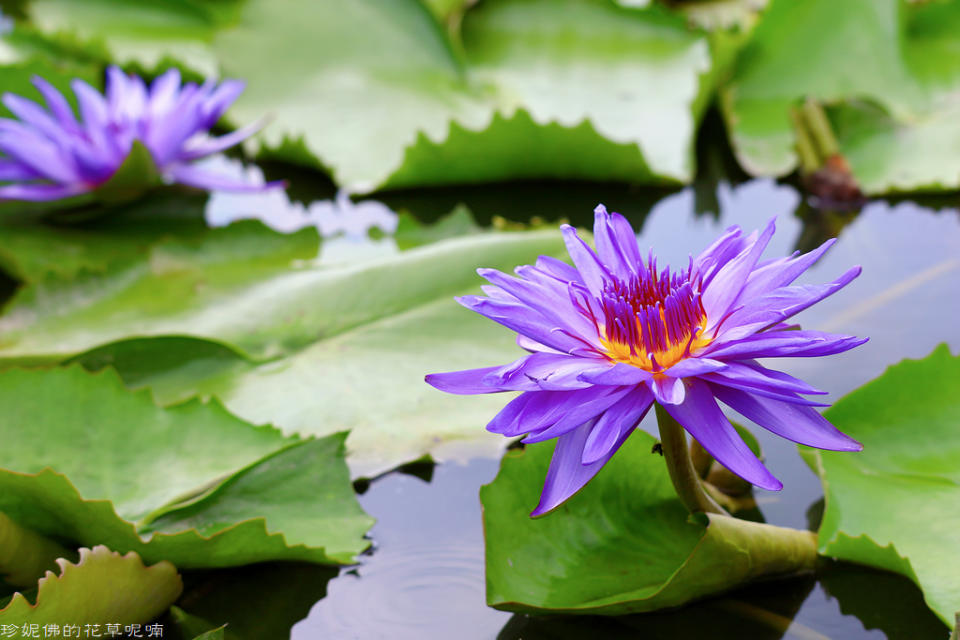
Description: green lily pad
xmin=0 ymin=545 xmax=182 ymax=627
xmin=0 ymin=366 xmax=373 ymax=566
xmin=803 ymin=344 xmax=960 ymax=629
xmin=720 ymin=0 xmax=960 ymax=193
xmin=392 ymin=204 xmax=480 ymax=250
xmin=481 ymin=430 xmax=818 ymax=614
xmin=21 ymin=0 xmax=732 ymax=191
xmin=0 ymin=221 xmax=566 ymax=476
xmin=213 ymin=0 xmax=717 ymax=191
xmin=0 ymin=219 xmax=320 ymax=363
xmin=0 ymin=513 xmax=72 ymax=588
xmin=0 ymin=191 xmax=211 ymax=283
xmin=26 ymin=0 xmax=239 ymax=74
xmin=830 ymin=98 xmax=960 ymax=195
xmin=91 ymin=141 xmax=162 ymax=205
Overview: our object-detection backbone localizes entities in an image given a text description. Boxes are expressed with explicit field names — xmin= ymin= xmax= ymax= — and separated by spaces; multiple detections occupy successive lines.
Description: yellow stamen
xmin=600 ymin=313 xmax=713 ymax=372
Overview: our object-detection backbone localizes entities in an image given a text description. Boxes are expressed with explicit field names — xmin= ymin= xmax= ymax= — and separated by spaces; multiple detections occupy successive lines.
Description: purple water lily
xmin=0 ymin=66 xmax=278 ymax=201
xmin=426 ymin=206 xmax=865 ymax=516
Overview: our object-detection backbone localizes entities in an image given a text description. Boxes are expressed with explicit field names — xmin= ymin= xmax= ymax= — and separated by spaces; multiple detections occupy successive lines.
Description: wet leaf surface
xmin=804 ymin=345 xmax=960 ymax=628
xmin=481 ymin=430 xmax=818 ymax=615
xmin=0 ymin=367 xmax=372 ymax=567
xmin=0 ymin=545 xmax=182 ymax=627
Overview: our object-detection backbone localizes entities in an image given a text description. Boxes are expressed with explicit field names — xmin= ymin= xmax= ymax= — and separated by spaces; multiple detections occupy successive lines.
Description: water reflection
xmin=203 ymin=156 xmax=401 ymax=266
xmin=818 ymin=561 xmax=950 ymax=640
xmin=498 ymin=577 xmax=823 ymax=640
xmin=165 ymin=562 xmax=338 ymax=640
xmin=293 ymin=459 xmax=510 ymax=639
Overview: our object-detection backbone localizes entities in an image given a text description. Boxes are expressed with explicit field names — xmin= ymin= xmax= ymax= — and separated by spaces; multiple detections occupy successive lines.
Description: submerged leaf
xmin=803 ymin=344 xmax=960 ymax=629
xmin=0 ymin=367 xmax=372 ymax=567
xmin=0 ymin=545 xmax=182 ymax=627
xmin=482 ymin=430 xmax=817 ymax=614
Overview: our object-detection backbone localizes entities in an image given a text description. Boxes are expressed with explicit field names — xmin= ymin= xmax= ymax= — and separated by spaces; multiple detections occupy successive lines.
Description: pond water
xmin=195 ymin=162 xmax=959 ymax=640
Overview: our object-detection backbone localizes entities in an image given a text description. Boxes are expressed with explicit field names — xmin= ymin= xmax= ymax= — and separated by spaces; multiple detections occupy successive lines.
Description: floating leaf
xmin=0 ymin=221 xmax=566 ymax=476
xmin=830 ymin=99 xmax=960 ymax=195
xmin=482 ymin=430 xmax=817 ymax=614
xmin=0 ymin=366 xmax=372 ymax=566
xmin=213 ymin=0 xmax=717 ymax=191
xmin=0 ymin=192 xmax=210 ymax=283
xmin=0 ymin=219 xmax=319 ymax=363
xmin=720 ymin=0 xmax=960 ymax=193
xmin=0 ymin=513 xmax=72 ymax=588
xmin=392 ymin=205 xmax=480 ymax=251
xmin=0 ymin=545 xmax=182 ymax=627
xmin=26 ymin=0 xmax=239 ymax=74
xmin=803 ymin=344 xmax=960 ymax=629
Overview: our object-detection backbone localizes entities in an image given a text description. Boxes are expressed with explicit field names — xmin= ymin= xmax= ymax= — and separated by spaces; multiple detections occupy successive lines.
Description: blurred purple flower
xmin=427 ymin=206 xmax=866 ymax=516
xmin=0 ymin=66 xmax=279 ymax=201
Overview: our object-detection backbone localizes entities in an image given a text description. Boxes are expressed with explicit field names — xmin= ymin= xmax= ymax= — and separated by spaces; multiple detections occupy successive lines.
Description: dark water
xmin=197 ymin=159 xmax=960 ymax=639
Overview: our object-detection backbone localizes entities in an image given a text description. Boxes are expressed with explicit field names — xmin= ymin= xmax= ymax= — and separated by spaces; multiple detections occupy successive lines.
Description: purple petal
xmin=700 ymin=362 xmax=828 ymax=406
xmin=2 ymin=93 xmax=63 ymax=139
xmin=483 ymin=352 xmax=608 ymax=391
xmin=693 ymin=225 xmax=745 ymax=287
xmin=0 ymin=127 xmax=78 ymax=182
xmin=560 ymin=224 xmax=609 ymax=298
xmin=650 ymin=375 xmax=685 ymax=405
xmin=534 ymin=255 xmax=582 ymax=284
xmin=149 ymin=68 xmax=182 ymax=116
xmin=516 ymin=334 xmax=562 ymax=354
xmin=480 ymin=284 xmax=517 ymax=302
xmin=31 ymin=76 xmax=79 ymax=130
xmin=711 ymin=385 xmax=862 ymax=452
xmin=493 ymin=388 xmax=598 ymax=438
xmin=457 ymin=296 xmax=595 ymax=356
xmin=0 ymin=159 xmax=42 ymax=180
xmin=581 ymin=388 xmax=653 ymax=464
xmin=703 ymin=330 xmax=867 ymax=360
xmin=522 ymin=386 xmax=632 ymax=443
xmin=578 ymin=363 xmax=652 ymax=386
xmin=478 ymin=267 xmax=597 ymax=343
xmin=593 ymin=204 xmax=641 ymax=279
xmin=167 ymin=164 xmax=284 ymax=192
xmin=105 ymin=66 xmax=130 ymax=117
xmin=0 ymin=182 xmax=86 ymax=201
xmin=178 ymin=117 xmax=267 ymax=161
xmin=71 ymin=79 xmax=109 ymax=138
xmin=662 ymin=380 xmax=782 ymax=491
xmin=663 ymin=358 xmax=727 ymax=378
xmin=486 ymin=392 xmax=535 ymax=435
xmin=738 ymin=238 xmax=836 ymax=301
xmin=531 ymin=419 xmax=633 ymax=517
xmin=424 ymin=366 xmax=504 ymax=395
xmin=717 ymin=266 xmax=862 ymax=342
xmin=702 ymin=218 xmax=776 ymax=330
xmin=199 ymin=79 xmax=245 ymax=128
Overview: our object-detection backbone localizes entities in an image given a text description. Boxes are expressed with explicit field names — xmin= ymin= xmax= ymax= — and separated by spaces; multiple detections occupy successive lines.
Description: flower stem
xmin=655 ymin=403 xmax=728 ymax=516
